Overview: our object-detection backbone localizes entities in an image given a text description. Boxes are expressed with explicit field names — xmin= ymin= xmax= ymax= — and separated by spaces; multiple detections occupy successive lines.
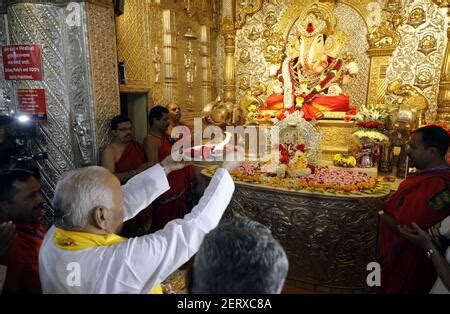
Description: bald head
xmin=166 ymin=102 xmax=181 ymax=124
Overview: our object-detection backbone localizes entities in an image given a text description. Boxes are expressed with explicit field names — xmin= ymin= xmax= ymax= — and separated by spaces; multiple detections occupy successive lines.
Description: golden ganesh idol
xmin=257 ymin=3 xmax=359 ymax=122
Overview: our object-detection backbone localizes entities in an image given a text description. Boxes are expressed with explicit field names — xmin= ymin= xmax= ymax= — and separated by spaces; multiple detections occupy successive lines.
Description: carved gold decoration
xmin=317 ymin=120 xmax=355 ymax=151
xmin=162 ymin=10 xmax=177 ymax=104
xmin=414 ymin=67 xmax=433 ymax=90
xmin=152 ymin=46 xmax=162 ymax=84
xmin=196 ymin=0 xmax=217 ymax=28
xmin=221 ymin=15 xmax=235 ymax=34
xmin=239 ymin=82 xmax=266 ymax=124
xmin=116 ymin=0 xmax=151 ymax=89
xmin=262 ymin=31 xmax=286 ymax=64
xmin=387 ymin=79 xmax=429 ymax=111
xmin=202 ymin=96 xmax=245 ymax=126
xmin=390 ymin=12 xmax=406 ymax=29
xmin=222 ymin=16 xmax=236 ymax=104
xmin=183 ymin=27 xmax=198 ymax=111
xmin=276 ymin=0 xmax=333 ymax=38
xmin=183 ymin=0 xmax=194 ymax=17
xmin=239 ymin=49 xmax=251 ymax=64
xmin=239 ymin=75 xmax=251 ymax=91
xmin=418 ymin=33 xmax=437 ymax=56
xmin=436 ymin=7 xmax=450 ymax=124
xmin=235 ymin=0 xmax=264 ymax=29
xmin=247 ymin=26 xmax=260 ymax=42
xmin=367 ymin=55 xmax=392 ymax=105
xmin=407 ymin=7 xmax=426 ymax=28
xmin=367 ymin=20 xmax=401 ymax=49
xmin=86 ymin=1 xmax=120 ymax=153
xmin=148 ymin=1 xmax=164 ymax=105
xmin=116 ymin=0 xmax=218 ymax=122
xmin=199 ymin=25 xmax=213 ymax=110
xmin=431 ymin=0 xmax=449 ymax=7
xmin=264 ymin=10 xmax=277 ymax=27
xmin=367 ymin=48 xmax=396 ymax=57
xmin=367 ymin=0 xmax=404 ymax=51
xmin=387 ymin=79 xmax=429 ymax=127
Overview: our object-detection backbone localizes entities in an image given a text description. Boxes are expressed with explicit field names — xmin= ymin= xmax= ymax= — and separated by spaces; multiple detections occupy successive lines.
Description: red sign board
xmin=2 ymin=45 xmax=43 ymax=80
xmin=17 ymin=89 xmax=47 ymax=121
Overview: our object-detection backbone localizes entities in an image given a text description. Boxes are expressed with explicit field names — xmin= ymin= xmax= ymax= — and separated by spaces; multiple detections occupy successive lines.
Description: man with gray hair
xmin=39 ymin=158 xmax=236 ymax=293
xmin=187 ymin=217 xmax=289 ymax=294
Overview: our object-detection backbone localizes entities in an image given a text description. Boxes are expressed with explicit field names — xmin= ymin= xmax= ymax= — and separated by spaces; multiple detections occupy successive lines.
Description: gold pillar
xmin=222 ymin=17 xmax=236 ymax=104
xmin=436 ymin=5 xmax=450 ymax=124
xmin=86 ymin=0 xmax=120 ymax=155
xmin=162 ymin=9 xmax=177 ymax=104
xmin=221 ymin=0 xmax=236 ymax=104
xmin=200 ymin=25 xmax=212 ymax=108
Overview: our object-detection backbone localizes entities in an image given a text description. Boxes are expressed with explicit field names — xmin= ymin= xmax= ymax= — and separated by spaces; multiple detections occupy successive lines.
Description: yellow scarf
xmin=54 ymin=227 xmax=163 ymax=294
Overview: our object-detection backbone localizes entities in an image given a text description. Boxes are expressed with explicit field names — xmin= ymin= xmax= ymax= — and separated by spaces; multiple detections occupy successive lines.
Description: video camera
xmin=0 ymin=114 xmax=48 ymax=170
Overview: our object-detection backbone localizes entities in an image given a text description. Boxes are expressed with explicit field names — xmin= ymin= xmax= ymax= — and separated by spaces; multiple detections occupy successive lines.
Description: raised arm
xmin=115 ymin=164 xmax=236 ymax=293
xmin=121 ymin=163 xmax=169 ymax=221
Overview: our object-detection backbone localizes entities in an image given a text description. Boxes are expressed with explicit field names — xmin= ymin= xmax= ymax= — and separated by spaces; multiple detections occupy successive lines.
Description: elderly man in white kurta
xmin=39 ymin=160 xmax=235 ymax=293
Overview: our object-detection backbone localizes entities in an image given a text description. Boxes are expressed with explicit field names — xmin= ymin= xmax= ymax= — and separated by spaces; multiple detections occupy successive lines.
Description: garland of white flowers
xmin=282 ymin=57 xmax=294 ymax=109
xmin=352 ymin=129 xmax=389 ymax=143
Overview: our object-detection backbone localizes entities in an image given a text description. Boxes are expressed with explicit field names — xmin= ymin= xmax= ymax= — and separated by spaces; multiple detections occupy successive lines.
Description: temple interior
xmin=0 ymin=0 xmax=449 ymax=294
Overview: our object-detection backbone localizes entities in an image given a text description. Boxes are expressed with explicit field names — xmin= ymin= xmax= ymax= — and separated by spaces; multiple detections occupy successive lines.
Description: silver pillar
xmin=0 ymin=13 xmax=12 ymax=115
xmin=5 ymin=1 xmax=95 ymax=206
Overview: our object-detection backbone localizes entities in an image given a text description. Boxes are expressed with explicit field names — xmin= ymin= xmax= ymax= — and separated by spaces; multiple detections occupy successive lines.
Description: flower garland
xmin=353 ymin=130 xmax=389 ymax=143
xmin=296 ymin=58 xmax=344 ymax=104
xmin=225 ymin=164 xmax=379 ymax=194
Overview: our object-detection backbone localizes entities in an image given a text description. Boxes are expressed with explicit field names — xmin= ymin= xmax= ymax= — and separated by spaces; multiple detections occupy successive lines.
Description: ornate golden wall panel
xmin=317 ymin=120 xmax=355 ymax=160
xmin=86 ymin=1 xmax=120 ymax=156
xmin=319 ymin=122 xmax=355 ymax=148
xmin=367 ymin=55 xmax=393 ymax=105
xmin=115 ymin=0 xmax=219 ymax=123
xmin=115 ymin=0 xmax=447 ymax=126
xmin=116 ymin=0 xmax=152 ymax=89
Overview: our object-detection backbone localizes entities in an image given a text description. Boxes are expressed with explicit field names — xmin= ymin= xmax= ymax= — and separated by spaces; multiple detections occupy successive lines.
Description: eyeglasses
xmin=117 ymin=127 xmax=133 ymax=132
